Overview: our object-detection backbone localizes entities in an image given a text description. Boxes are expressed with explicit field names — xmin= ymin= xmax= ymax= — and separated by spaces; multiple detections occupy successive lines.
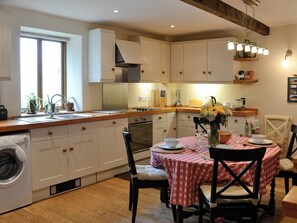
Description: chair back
xmin=122 ymin=127 xmax=138 ymax=177
xmin=286 ymin=124 xmax=297 ymax=159
xmin=209 ymin=147 xmax=266 ymax=205
xmin=193 ymin=117 xmax=208 ymax=133
xmin=264 ymin=115 xmax=292 ymax=155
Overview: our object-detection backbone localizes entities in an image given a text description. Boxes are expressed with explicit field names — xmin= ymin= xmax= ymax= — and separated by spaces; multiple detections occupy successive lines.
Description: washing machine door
xmin=0 ymin=145 xmax=27 ymax=188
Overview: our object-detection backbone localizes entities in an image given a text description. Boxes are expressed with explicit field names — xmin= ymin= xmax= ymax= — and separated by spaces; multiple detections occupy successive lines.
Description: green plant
xmin=26 ymin=93 xmax=41 ymax=114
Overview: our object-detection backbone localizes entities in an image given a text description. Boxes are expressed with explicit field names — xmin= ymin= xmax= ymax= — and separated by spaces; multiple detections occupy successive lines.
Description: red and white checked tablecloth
xmin=150 ymin=136 xmax=281 ymax=207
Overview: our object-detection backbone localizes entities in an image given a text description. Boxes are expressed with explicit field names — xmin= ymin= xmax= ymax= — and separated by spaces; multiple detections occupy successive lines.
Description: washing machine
xmin=0 ymin=133 xmax=32 ymax=214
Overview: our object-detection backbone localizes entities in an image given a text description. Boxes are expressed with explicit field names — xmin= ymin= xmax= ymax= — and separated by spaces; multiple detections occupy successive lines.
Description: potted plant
xmin=64 ymin=97 xmax=75 ymax=111
xmin=26 ymin=93 xmax=41 ymax=114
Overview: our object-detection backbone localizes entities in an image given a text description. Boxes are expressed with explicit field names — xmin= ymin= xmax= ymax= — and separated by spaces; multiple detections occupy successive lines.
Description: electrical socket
xmin=138 ymin=96 xmax=148 ymax=102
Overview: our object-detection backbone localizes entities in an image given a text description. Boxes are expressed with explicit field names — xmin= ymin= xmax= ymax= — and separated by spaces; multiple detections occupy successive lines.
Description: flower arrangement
xmin=198 ymin=102 xmax=233 ymax=127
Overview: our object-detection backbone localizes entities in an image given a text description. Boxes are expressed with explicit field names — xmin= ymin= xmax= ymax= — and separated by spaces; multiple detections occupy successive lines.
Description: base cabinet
xmin=227 ymin=116 xmax=256 ymax=136
xmin=31 ymin=123 xmax=99 ymax=191
xmin=98 ymin=118 xmax=128 ymax=171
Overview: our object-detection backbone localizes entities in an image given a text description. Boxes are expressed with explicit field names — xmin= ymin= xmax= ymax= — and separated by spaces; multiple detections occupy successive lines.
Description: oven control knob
xmin=142 ymin=118 xmax=146 ymax=121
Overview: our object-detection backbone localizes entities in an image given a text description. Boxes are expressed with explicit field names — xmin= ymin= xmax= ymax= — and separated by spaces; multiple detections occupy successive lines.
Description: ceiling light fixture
xmin=282 ymin=50 xmax=292 ymax=68
xmin=227 ymin=0 xmax=269 ymax=57
xmin=113 ymin=9 xmax=119 ymax=13
xmin=170 ymin=25 xmax=175 ymax=28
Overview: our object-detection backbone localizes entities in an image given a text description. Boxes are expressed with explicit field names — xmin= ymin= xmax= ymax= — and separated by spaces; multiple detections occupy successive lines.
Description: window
xmin=20 ymin=35 xmax=66 ymax=111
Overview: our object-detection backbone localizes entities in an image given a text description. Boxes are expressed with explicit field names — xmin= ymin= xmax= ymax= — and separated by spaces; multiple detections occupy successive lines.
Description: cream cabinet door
xmin=177 ymin=113 xmax=197 ymax=138
xmin=98 ymin=118 xmax=128 ymax=171
xmin=183 ymin=41 xmax=207 ymax=82
xmin=166 ymin=112 xmax=177 ymax=138
xmin=153 ymin=114 xmax=167 ymax=144
xmin=0 ymin=12 xmax=11 ymax=79
xmin=171 ymin=43 xmax=184 ymax=82
xmin=31 ymin=138 xmax=68 ymax=190
xmin=68 ymin=132 xmax=99 ymax=179
xmin=161 ymin=42 xmax=171 ymax=82
xmin=207 ymin=39 xmax=234 ymax=82
xmin=88 ymin=28 xmax=116 ymax=82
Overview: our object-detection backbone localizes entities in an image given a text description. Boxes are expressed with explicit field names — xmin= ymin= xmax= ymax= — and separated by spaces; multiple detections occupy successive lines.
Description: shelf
xmin=234 ymin=57 xmax=259 ymax=62
xmin=233 ymin=79 xmax=259 ymax=84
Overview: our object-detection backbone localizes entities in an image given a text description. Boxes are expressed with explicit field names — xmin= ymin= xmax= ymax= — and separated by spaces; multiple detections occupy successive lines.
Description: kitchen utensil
xmin=160 ymin=90 xmax=166 ymax=108
xmin=189 ymin=99 xmax=202 ymax=108
xmin=175 ymin=89 xmax=182 ymax=106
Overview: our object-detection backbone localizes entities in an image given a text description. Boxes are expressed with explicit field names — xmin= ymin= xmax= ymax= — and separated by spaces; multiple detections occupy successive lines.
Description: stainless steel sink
xmin=16 ymin=113 xmax=96 ymax=123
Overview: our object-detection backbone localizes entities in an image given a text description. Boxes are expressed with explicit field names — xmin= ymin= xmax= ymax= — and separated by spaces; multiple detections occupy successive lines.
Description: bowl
xmin=251 ymin=134 xmax=266 ymax=143
xmin=219 ymin=130 xmax=232 ymax=144
xmin=164 ymin=138 xmax=179 ymax=148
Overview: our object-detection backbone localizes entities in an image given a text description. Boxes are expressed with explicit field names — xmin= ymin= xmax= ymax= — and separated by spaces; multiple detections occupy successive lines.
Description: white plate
xmin=158 ymin=143 xmax=184 ymax=150
xmin=215 ymin=144 xmax=232 ymax=149
xmin=248 ymin=138 xmax=273 ymax=145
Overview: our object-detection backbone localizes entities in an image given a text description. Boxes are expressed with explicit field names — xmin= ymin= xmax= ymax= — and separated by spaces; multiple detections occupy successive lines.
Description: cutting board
xmin=189 ymin=99 xmax=202 ymax=108
xmin=151 ymin=90 xmax=160 ymax=107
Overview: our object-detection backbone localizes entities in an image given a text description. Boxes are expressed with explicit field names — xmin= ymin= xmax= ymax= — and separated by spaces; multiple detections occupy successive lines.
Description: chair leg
xmin=131 ymin=186 xmax=139 ymax=223
xmin=284 ymin=177 xmax=290 ymax=194
xmin=171 ymin=204 xmax=177 ymax=222
xmin=198 ymin=193 xmax=203 ymax=223
xmin=160 ymin=187 xmax=169 ymax=208
xmin=129 ymin=181 xmax=133 ymax=210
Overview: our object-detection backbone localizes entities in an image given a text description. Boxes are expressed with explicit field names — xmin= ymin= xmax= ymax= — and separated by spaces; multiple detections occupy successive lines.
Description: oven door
xmin=128 ymin=121 xmax=152 ymax=153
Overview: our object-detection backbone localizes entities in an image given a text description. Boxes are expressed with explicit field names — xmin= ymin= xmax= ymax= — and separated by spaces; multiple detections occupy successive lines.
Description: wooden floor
xmin=0 ymin=177 xmax=289 ymax=223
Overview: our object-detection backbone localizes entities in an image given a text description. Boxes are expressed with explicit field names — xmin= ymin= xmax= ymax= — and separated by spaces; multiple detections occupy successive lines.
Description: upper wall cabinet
xmin=88 ymin=28 xmax=116 ymax=82
xmin=137 ymin=37 xmax=170 ymax=83
xmin=171 ymin=38 xmax=234 ymax=83
xmin=0 ymin=12 xmax=11 ymax=79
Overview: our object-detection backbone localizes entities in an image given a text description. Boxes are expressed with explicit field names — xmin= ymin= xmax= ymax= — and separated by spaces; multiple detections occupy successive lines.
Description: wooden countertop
xmin=0 ymin=107 xmax=257 ymax=133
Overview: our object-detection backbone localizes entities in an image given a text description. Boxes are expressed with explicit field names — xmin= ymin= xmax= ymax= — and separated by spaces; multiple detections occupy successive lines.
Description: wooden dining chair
xmin=276 ymin=123 xmax=297 ymax=194
xmin=198 ymin=146 xmax=266 ymax=223
xmin=264 ymin=115 xmax=292 ymax=157
xmin=122 ymin=128 xmax=169 ymax=223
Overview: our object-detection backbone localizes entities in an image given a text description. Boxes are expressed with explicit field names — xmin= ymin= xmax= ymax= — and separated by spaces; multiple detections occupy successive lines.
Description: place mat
xmin=243 ymin=139 xmax=277 ymax=148
xmin=150 ymin=146 xmax=185 ymax=154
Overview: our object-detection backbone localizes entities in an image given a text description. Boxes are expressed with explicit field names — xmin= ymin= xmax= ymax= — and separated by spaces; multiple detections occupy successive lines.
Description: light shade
xmin=263 ymin=49 xmax=269 ymax=55
xmin=244 ymin=45 xmax=251 ymax=52
xmin=237 ymin=43 xmax=243 ymax=51
xmin=228 ymin=42 xmax=235 ymax=50
xmin=258 ymin=48 xmax=263 ymax=54
xmin=251 ymin=46 xmax=257 ymax=54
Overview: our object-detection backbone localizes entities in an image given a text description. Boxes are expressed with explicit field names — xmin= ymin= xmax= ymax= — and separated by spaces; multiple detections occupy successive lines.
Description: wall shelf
xmin=234 ymin=57 xmax=259 ymax=62
xmin=233 ymin=79 xmax=259 ymax=84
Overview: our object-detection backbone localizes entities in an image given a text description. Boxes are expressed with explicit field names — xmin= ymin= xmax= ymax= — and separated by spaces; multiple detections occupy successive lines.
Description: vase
xmin=208 ymin=122 xmax=220 ymax=147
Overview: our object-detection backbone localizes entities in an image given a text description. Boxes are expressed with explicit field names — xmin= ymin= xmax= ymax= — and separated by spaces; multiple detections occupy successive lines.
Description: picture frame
xmin=287 ymin=77 xmax=297 ymax=102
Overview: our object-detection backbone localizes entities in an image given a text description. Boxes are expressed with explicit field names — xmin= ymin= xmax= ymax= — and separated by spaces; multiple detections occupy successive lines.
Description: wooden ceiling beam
xmin=180 ymin=0 xmax=270 ymax=36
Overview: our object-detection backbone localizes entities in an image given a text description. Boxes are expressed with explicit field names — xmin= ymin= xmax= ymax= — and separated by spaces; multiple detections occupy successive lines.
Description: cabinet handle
xmin=69 ymin=147 xmax=74 ymax=151
xmin=208 ymin=71 xmax=211 ymax=74
xmin=62 ymin=149 xmax=67 ymax=153
xmin=113 ymin=121 xmax=117 ymax=124
xmin=164 ymin=129 xmax=167 ymax=132
xmin=141 ymin=70 xmax=144 ymax=73
xmin=174 ymin=127 xmax=177 ymax=131
xmin=179 ymin=71 xmax=183 ymax=75
xmin=234 ymin=119 xmax=238 ymax=123
xmin=162 ymin=71 xmax=165 ymax=74
xmin=203 ymin=71 xmax=206 ymax=74
xmin=48 ymin=131 xmax=53 ymax=135
xmin=158 ymin=117 xmax=162 ymax=120
xmin=187 ymin=116 xmax=190 ymax=119
xmin=82 ymin=126 xmax=86 ymax=130
xmin=111 ymin=68 xmax=115 ymax=71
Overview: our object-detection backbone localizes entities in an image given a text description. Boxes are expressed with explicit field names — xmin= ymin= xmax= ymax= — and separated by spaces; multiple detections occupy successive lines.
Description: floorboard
xmin=0 ymin=177 xmax=289 ymax=223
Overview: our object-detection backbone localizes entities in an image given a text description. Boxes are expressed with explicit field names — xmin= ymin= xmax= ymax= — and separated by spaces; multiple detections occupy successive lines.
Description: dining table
xmin=150 ymin=135 xmax=281 ymax=223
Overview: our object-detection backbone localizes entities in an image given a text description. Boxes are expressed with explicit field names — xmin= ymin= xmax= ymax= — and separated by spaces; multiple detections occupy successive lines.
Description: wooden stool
xmin=282 ymin=186 xmax=297 ymax=219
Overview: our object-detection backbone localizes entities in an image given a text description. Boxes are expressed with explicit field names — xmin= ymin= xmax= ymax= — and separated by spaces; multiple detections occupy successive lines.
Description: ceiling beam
xmin=180 ymin=0 xmax=270 ymax=36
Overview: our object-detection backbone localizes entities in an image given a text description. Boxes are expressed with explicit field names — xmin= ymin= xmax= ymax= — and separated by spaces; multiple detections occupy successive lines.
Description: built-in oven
xmin=128 ymin=115 xmax=152 ymax=153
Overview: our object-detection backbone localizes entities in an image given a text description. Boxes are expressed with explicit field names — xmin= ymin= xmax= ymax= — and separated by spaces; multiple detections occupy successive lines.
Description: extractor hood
xmin=115 ymin=39 xmax=147 ymax=66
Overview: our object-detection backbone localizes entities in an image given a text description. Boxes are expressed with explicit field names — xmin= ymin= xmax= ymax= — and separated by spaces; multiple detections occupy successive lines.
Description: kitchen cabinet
xmin=166 ymin=112 xmax=177 ymax=138
xmin=88 ymin=28 xmax=116 ymax=82
xmin=227 ymin=116 xmax=256 ymax=136
xmin=153 ymin=113 xmax=167 ymax=144
xmin=98 ymin=118 xmax=128 ymax=171
xmin=171 ymin=38 xmax=234 ymax=82
xmin=177 ymin=112 xmax=197 ymax=138
xmin=0 ymin=12 xmax=11 ymax=79
xmin=137 ymin=37 xmax=170 ymax=82
xmin=31 ymin=122 xmax=99 ymax=191
xmin=153 ymin=113 xmax=177 ymax=144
